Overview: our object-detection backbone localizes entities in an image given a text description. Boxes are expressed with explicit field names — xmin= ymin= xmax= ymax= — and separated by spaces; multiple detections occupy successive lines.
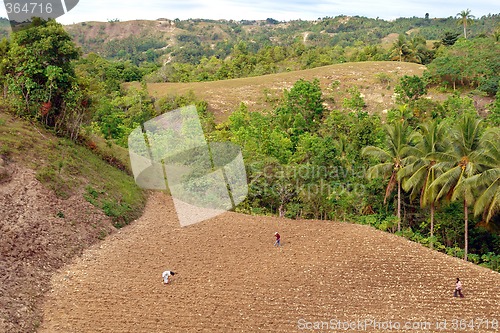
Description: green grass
xmin=0 ymin=110 xmax=146 ymax=227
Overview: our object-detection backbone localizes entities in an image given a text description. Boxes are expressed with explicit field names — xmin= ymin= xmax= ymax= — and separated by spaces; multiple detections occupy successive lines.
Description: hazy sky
xmin=1 ymin=0 xmax=499 ymax=24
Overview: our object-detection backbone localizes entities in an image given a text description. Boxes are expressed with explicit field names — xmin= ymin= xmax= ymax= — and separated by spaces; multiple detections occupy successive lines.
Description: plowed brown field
xmin=40 ymin=193 xmax=500 ymax=333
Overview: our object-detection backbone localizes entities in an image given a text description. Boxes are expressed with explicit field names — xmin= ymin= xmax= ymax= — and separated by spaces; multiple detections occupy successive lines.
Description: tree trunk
xmin=397 ymin=179 xmax=401 ymax=232
xmin=430 ymin=202 xmax=435 ymax=249
xmin=464 ymin=199 xmax=468 ymax=261
xmin=463 ymin=23 xmax=467 ymax=39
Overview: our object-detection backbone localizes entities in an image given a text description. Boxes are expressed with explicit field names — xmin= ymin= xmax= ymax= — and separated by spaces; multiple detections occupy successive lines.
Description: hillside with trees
xmin=0 ymin=12 xmax=499 ymax=332
xmin=58 ymin=14 xmax=500 ymax=82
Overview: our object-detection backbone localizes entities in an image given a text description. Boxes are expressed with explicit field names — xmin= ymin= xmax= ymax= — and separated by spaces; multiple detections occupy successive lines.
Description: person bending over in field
xmin=454 ymin=277 xmax=464 ymax=298
xmin=162 ymin=270 xmax=175 ymax=285
xmin=274 ymin=232 xmax=281 ymax=247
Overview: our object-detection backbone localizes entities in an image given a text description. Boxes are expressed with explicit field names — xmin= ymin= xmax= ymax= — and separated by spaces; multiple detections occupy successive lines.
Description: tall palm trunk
xmin=430 ymin=202 xmax=435 ymax=249
xmin=464 ymin=199 xmax=468 ymax=261
xmin=463 ymin=22 xmax=467 ymax=39
xmin=397 ymin=178 xmax=401 ymax=232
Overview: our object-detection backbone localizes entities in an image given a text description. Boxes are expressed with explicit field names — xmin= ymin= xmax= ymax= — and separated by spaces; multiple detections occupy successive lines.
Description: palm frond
xmin=362 ymin=146 xmax=392 ymax=161
xmin=366 ymin=162 xmax=394 ymax=180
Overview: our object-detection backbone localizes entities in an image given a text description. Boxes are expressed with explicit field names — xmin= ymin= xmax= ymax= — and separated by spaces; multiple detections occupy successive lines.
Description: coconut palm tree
xmin=390 ymin=34 xmax=410 ymax=62
xmin=456 ymin=9 xmax=475 ymax=39
xmin=429 ymin=114 xmax=485 ymax=261
xmin=406 ymin=34 xmax=428 ymax=64
xmin=362 ymin=120 xmax=413 ymax=232
xmin=468 ymin=128 xmax=500 ymax=224
xmin=399 ymin=121 xmax=447 ymax=247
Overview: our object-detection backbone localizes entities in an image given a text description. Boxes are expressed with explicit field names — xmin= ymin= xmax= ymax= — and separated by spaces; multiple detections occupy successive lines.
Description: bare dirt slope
xmin=40 ymin=193 xmax=500 ymax=332
xmin=0 ymin=162 xmax=115 ymax=333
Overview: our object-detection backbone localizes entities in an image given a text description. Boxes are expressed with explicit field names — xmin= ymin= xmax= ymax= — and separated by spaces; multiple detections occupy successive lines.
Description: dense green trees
xmin=1 ymin=19 xmax=86 ymax=138
xmin=426 ymin=38 xmax=500 ymax=95
xmin=276 ymin=79 xmax=325 ymax=143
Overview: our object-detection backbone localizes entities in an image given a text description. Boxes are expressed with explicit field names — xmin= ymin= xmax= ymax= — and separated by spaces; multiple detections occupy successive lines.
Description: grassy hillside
xmin=0 ymin=109 xmax=146 ymax=332
xmin=141 ymin=61 xmax=428 ymax=121
xmin=0 ymin=110 xmax=145 ymax=223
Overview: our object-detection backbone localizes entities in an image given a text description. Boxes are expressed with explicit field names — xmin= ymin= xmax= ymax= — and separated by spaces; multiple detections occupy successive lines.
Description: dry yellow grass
xmin=141 ymin=61 xmax=427 ymax=122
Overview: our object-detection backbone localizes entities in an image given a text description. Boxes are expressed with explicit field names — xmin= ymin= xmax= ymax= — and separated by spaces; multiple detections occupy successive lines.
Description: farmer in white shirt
xmin=162 ymin=270 xmax=175 ymax=285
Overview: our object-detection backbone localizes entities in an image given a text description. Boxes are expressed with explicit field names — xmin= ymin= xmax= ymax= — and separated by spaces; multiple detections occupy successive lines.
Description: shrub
xmin=446 ymin=247 xmax=465 ymax=259
xmin=342 ymin=86 xmax=366 ymax=111
xmin=102 ymin=200 xmax=132 ymax=228
xmin=394 ymin=75 xmax=427 ymax=104
xmin=467 ymin=254 xmax=480 ymax=264
xmin=378 ymin=216 xmax=397 ymax=232
xmin=375 ymin=73 xmax=392 ymax=85
xmin=481 ymin=252 xmax=500 ymax=271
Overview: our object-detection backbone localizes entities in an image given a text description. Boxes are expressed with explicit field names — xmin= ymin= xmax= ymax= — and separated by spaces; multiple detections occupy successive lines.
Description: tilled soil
xmin=40 ymin=193 xmax=500 ymax=333
xmin=0 ymin=163 xmax=115 ymax=333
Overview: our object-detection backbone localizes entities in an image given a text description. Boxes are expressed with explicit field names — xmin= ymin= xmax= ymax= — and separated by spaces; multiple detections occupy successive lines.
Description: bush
xmin=375 ymin=73 xmax=392 ymax=85
xmin=355 ymin=214 xmax=379 ymax=227
xmin=394 ymin=75 xmax=427 ymax=104
xmin=446 ymin=247 xmax=465 ymax=259
xmin=342 ymin=86 xmax=366 ymax=111
xmin=467 ymin=254 xmax=480 ymax=264
xmin=481 ymin=252 xmax=500 ymax=271
xmin=102 ymin=200 xmax=132 ymax=228
xmin=378 ymin=216 xmax=397 ymax=232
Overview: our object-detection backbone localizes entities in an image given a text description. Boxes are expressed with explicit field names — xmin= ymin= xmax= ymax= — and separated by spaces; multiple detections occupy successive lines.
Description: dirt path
xmin=40 ymin=193 xmax=500 ymax=332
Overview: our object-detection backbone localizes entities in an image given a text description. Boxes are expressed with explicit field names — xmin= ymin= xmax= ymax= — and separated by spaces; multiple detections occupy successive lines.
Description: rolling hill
xmin=60 ymin=15 xmax=499 ymax=60
xmin=141 ymin=61 xmax=428 ymax=121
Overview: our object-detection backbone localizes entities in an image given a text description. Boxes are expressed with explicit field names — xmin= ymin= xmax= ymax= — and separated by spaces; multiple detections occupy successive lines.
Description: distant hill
xmin=61 ymin=15 xmax=499 ymax=63
xmin=1 ymin=15 xmax=498 ymax=56
xmin=1 ymin=15 xmax=498 ymax=71
xmin=137 ymin=61 xmax=430 ymax=121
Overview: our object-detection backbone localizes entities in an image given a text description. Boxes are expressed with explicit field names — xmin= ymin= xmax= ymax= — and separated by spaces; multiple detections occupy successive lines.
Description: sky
xmin=1 ymin=0 xmax=499 ymax=25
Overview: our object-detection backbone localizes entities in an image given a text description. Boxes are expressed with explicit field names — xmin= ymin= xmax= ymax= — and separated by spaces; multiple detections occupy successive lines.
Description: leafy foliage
xmin=2 ymin=19 xmax=83 ymax=136
xmin=426 ymin=38 xmax=500 ymax=95
xmin=395 ymin=75 xmax=428 ymax=104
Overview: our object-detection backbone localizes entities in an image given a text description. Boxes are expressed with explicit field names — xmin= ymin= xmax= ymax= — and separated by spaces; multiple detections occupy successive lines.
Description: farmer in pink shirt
xmin=454 ymin=277 xmax=464 ymax=298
